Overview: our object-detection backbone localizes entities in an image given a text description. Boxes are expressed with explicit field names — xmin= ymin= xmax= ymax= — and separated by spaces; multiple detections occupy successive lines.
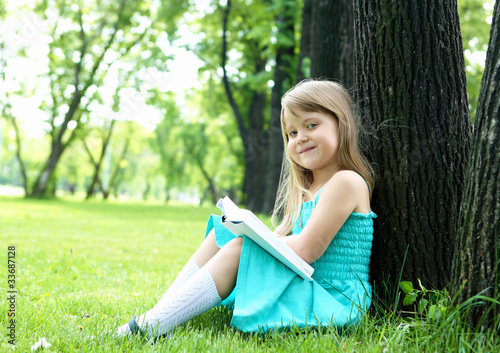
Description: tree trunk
xmin=103 ymin=138 xmax=129 ymax=200
xmin=221 ymin=0 xmax=268 ymax=212
xmin=143 ymin=180 xmax=151 ymax=200
xmin=28 ymin=1 xmax=142 ymax=198
xmin=353 ymin=0 xmax=473 ymax=302
xmin=244 ymin=85 xmax=267 ymax=212
xmin=310 ymin=0 xmax=353 ymax=88
xmin=296 ymin=0 xmax=312 ymax=82
xmin=8 ymin=116 xmax=29 ymax=196
xmin=30 ymin=144 xmax=65 ymax=198
xmin=452 ymin=0 xmax=500 ymax=331
xmin=263 ymin=1 xmax=297 ymax=214
xmin=30 ymin=88 xmax=84 ymax=198
xmin=194 ymin=153 xmax=219 ymax=205
xmin=84 ymin=119 xmax=115 ymax=199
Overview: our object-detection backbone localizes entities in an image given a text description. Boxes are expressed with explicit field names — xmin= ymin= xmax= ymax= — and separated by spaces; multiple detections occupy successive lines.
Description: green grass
xmin=1 ymin=196 xmax=499 ymax=352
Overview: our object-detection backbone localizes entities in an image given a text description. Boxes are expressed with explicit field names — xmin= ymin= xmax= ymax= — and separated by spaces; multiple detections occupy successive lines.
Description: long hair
xmin=272 ymin=79 xmax=375 ymax=235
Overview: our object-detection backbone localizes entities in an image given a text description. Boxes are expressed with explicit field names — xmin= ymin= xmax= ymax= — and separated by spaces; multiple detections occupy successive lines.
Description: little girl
xmin=114 ymin=79 xmax=376 ymax=337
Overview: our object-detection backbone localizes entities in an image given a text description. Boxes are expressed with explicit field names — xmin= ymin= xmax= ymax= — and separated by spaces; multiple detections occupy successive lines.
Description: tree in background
xmin=29 ymin=0 xmax=147 ymax=197
xmin=219 ymin=0 xmax=274 ymax=212
xmin=58 ymin=119 xmax=131 ymax=199
xmin=296 ymin=0 xmax=312 ymax=83
xmin=263 ymin=0 xmax=356 ymax=213
xmin=353 ymin=0 xmax=473 ymax=303
xmin=453 ymin=0 xmax=500 ymax=331
xmin=1 ymin=0 xmax=188 ymax=198
xmin=263 ymin=0 xmax=298 ymax=213
xmin=458 ymin=0 xmax=495 ymax=120
xmin=152 ymin=92 xmax=185 ymax=202
xmin=1 ymin=0 xmax=495 ymax=211
xmin=107 ymin=122 xmax=160 ymax=200
xmin=81 ymin=118 xmax=116 ymax=199
xmin=309 ymin=0 xmax=353 ymax=88
xmin=184 ymin=77 xmax=244 ymax=204
xmin=191 ymin=0 xmax=298 ymax=211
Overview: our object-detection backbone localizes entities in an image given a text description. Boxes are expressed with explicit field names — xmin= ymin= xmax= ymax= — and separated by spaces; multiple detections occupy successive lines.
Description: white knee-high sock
xmin=114 ymin=259 xmax=199 ymax=337
xmin=161 ymin=259 xmax=199 ymax=299
xmin=116 ymin=267 xmax=221 ymax=338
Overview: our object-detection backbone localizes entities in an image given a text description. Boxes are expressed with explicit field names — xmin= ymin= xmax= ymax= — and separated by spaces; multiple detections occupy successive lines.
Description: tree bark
xmin=263 ymin=1 xmax=297 ymax=214
xmin=310 ymin=0 xmax=353 ymax=88
xmin=452 ymin=0 xmax=500 ymax=331
xmin=242 ymin=80 xmax=267 ymax=211
xmin=353 ymin=0 xmax=473 ymax=301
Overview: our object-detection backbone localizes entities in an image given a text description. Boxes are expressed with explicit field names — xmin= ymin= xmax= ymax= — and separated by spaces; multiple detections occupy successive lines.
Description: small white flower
xmin=30 ymin=337 xmax=51 ymax=351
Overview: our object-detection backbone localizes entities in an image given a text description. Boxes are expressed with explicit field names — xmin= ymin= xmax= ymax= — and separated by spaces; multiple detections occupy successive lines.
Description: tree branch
xmin=81 ymin=136 xmax=98 ymax=168
xmin=106 ymin=137 xmax=130 ymax=197
xmin=54 ymin=8 xmax=89 ymax=146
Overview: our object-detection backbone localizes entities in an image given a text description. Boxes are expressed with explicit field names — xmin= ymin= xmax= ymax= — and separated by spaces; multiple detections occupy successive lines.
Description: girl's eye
xmin=289 ymin=131 xmax=297 ymax=137
xmin=307 ymin=123 xmax=317 ymax=129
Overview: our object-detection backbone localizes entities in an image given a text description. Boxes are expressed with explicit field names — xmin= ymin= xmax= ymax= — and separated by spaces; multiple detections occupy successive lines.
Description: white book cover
xmin=217 ymin=196 xmax=314 ymax=281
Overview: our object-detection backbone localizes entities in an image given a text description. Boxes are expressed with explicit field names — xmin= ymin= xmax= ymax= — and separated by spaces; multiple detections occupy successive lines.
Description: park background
xmin=1 ymin=0 xmax=500 ymax=351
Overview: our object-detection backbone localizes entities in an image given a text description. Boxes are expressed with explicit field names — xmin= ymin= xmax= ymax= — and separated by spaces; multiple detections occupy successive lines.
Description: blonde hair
xmin=272 ymin=79 xmax=375 ymax=235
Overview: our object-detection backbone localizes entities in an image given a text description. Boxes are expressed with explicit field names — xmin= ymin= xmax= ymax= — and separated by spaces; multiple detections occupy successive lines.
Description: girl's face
xmin=283 ymin=109 xmax=340 ymax=175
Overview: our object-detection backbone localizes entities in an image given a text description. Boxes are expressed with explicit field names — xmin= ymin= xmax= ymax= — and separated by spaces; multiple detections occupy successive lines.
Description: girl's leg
xmin=158 ymin=229 xmax=220 ymax=300
xmin=116 ymin=237 xmax=243 ymax=338
xmin=191 ymin=229 xmax=221 ymax=268
xmin=203 ymin=237 xmax=242 ymax=299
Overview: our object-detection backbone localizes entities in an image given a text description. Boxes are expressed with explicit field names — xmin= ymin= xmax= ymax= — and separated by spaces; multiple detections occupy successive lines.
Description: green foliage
xmin=0 ymin=0 xmax=189 ymax=197
xmin=150 ymin=92 xmax=185 ymax=194
xmin=190 ymin=0 xmax=293 ymax=122
xmin=399 ymin=280 xmax=449 ymax=321
xmin=458 ymin=0 xmax=494 ymax=121
xmin=1 ymin=0 xmax=492 ymax=201
xmin=0 ymin=121 xmax=50 ymax=185
xmin=182 ymin=81 xmax=244 ymax=200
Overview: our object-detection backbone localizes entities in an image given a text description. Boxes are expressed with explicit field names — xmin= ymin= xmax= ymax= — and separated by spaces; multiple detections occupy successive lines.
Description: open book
xmin=217 ymin=196 xmax=314 ymax=281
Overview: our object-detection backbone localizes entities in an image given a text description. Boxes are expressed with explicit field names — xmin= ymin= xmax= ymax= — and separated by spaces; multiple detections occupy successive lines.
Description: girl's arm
xmin=280 ymin=170 xmax=370 ymax=263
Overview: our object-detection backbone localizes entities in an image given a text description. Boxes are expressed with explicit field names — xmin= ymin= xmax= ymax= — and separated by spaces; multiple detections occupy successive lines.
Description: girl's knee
xmin=227 ymin=237 xmax=243 ymax=250
xmin=206 ymin=228 xmax=216 ymax=241
xmin=220 ymin=237 xmax=243 ymax=259
xmin=230 ymin=236 xmax=243 ymax=245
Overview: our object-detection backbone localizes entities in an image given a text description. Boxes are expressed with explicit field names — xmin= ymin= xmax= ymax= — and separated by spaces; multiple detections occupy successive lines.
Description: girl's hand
xmin=273 ymin=215 xmax=290 ymax=237
xmin=273 ymin=224 xmax=286 ymax=237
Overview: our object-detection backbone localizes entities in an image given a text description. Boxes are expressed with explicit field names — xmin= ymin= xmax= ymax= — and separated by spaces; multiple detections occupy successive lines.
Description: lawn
xmin=1 ymin=196 xmax=498 ymax=352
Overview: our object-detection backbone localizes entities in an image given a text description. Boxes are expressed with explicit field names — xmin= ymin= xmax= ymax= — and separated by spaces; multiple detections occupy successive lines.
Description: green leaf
xmin=403 ymin=292 xmax=418 ymax=306
xmin=399 ymin=281 xmax=414 ymax=294
xmin=428 ymin=304 xmax=442 ymax=321
xmin=418 ymin=298 xmax=429 ymax=314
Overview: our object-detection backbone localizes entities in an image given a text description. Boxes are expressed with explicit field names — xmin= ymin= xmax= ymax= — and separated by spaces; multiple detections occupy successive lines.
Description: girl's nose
xmin=298 ymin=131 xmax=309 ymax=143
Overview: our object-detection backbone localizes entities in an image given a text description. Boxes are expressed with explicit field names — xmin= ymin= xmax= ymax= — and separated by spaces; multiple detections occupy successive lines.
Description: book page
xmin=217 ymin=196 xmax=251 ymax=223
xmin=217 ymin=196 xmax=314 ymax=280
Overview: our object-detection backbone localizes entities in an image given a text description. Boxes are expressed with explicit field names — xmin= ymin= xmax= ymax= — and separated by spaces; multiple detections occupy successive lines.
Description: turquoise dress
xmin=204 ymin=191 xmax=376 ymax=333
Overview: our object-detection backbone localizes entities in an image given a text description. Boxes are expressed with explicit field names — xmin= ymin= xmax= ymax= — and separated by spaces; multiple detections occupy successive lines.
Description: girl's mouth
xmin=300 ymin=147 xmax=315 ymax=154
